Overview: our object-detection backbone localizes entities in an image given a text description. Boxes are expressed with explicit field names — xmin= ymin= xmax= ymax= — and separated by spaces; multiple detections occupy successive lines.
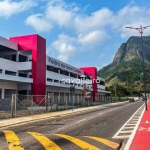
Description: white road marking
xmin=146 ymin=120 xmax=150 ymax=124
xmin=123 ymin=127 xmax=135 ymax=129
xmin=98 ymin=113 xmax=103 ymax=115
xmin=119 ymin=131 xmax=133 ymax=133
xmin=124 ymin=104 xmax=145 ymax=150
xmin=75 ymin=118 xmax=87 ymax=124
xmin=113 ymin=104 xmax=145 ymax=139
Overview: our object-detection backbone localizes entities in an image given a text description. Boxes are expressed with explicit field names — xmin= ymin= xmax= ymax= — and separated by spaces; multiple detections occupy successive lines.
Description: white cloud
xmin=49 ymin=30 xmax=110 ymax=62
xmin=78 ymin=30 xmax=110 ymax=47
xmin=99 ymin=53 xmax=105 ymax=58
xmin=25 ymin=14 xmax=53 ymax=32
xmin=74 ymin=8 xmax=113 ymax=34
xmin=25 ymin=0 xmax=150 ymax=39
xmin=97 ymin=63 xmax=109 ymax=70
xmin=0 ymin=0 xmax=37 ymax=18
xmin=45 ymin=2 xmax=74 ymax=28
xmin=50 ymin=34 xmax=79 ymax=62
xmin=25 ymin=0 xmax=150 ymax=62
xmin=111 ymin=4 xmax=150 ymax=38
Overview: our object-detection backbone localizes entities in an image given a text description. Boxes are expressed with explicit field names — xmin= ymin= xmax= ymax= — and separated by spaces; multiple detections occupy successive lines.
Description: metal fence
xmin=0 ymin=94 xmax=130 ymax=118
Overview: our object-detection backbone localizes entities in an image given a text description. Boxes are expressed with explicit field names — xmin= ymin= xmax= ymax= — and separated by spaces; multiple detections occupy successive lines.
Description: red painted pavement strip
xmin=129 ymin=101 xmax=150 ymax=150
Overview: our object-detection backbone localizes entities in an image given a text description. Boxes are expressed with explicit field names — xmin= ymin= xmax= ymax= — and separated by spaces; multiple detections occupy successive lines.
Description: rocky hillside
xmin=98 ymin=36 xmax=150 ymax=93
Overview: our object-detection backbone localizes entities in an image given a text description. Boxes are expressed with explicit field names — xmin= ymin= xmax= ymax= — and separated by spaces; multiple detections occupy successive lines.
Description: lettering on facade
xmin=48 ymin=57 xmax=82 ymax=74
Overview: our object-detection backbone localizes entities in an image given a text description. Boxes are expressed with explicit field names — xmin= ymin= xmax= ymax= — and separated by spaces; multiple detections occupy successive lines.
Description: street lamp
xmin=125 ymin=25 xmax=150 ymax=111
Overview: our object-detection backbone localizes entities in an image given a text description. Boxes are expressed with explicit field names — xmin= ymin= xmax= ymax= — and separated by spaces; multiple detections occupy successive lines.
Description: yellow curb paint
xmin=28 ymin=132 xmax=62 ymax=150
xmin=55 ymin=134 xmax=100 ymax=150
xmin=3 ymin=130 xmax=24 ymax=150
xmin=84 ymin=136 xmax=119 ymax=149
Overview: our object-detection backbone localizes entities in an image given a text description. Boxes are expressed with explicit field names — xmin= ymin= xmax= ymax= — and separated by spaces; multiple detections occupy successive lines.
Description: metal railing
xmin=0 ymin=94 xmax=129 ymax=118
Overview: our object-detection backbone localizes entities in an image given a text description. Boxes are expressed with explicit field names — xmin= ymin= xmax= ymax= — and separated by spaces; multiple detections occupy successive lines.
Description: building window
xmin=19 ymin=55 xmax=27 ymax=62
xmin=19 ymin=73 xmax=27 ymax=77
xmin=54 ymin=80 xmax=59 ymax=83
xmin=60 ymin=70 xmax=69 ymax=76
xmin=99 ymin=81 xmax=105 ymax=86
xmin=5 ymin=70 xmax=16 ymax=76
xmin=70 ymin=72 xmax=77 ymax=78
xmin=47 ymin=66 xmax=59 ymax=73
xmin=60 ymin=80 xmax=65 ymax=84
xmin=0 ymin=69 xmax=2 ymax=74
xmin=47 ymin=78 xmax=53 ymax=82
xmin=78 ymin=75 xmax=82 ymax=79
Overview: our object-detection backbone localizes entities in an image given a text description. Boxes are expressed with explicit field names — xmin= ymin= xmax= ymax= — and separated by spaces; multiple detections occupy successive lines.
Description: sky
xmin=0 ymin=0 xmax=150 ymax=70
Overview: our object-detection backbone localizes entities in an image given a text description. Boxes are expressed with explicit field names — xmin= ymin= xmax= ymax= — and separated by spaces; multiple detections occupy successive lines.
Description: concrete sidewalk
xmin=126 ymin=100 xmax=150 ymax=150
xmin=0 ymin=101 xmax=128 ymax=129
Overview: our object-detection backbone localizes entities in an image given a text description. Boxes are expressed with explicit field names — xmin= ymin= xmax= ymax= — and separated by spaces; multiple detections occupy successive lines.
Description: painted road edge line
xmin=123 ymin=104 xmax=145 ymax=150
xmin=112 ymin=103 xmax=144 ymax=139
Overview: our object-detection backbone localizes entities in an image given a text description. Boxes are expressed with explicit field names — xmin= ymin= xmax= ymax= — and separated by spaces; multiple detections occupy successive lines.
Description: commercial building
xmin=0 ymin=34 xmax=110 ymax=103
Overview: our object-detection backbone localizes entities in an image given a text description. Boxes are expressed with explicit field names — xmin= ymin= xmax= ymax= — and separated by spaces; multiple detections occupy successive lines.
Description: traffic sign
xmin=70 ymin=86 xmax=75 ymax=93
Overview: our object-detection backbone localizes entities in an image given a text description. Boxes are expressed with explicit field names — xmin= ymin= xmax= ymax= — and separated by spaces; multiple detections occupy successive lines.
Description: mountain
xmin=98 ymin=36 xmax=150 ymax=95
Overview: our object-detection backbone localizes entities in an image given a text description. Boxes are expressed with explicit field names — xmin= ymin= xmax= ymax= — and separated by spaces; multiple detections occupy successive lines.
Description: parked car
xmin=129 ymin=98 xmax=135 ymax=102
xmin=142 ymin=97 xmax=146 ymax=101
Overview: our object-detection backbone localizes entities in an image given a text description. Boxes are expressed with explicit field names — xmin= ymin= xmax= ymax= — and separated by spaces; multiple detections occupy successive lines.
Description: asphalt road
xmin=0 ymin=101 xmax=144 ymax=150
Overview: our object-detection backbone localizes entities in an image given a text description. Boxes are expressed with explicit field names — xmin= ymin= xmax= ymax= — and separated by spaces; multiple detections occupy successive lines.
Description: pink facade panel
xmin=80 ymin=67 xmax=98 ymax=102
xmin=10 ymin=34 xmax=46 ymax=104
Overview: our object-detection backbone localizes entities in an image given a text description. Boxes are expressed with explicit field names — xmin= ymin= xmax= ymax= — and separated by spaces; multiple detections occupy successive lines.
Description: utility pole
xmin=125 ymin=25 xmax=150 ymax=111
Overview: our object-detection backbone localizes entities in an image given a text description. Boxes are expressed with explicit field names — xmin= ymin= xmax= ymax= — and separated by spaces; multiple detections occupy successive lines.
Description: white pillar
xmin=2 ymin=70 xmax=5 ymax=74
xmin=1 ymin=88 xmax=5 ymax=99
xmin=16 ymin=52 xmax=19 ymax=76
xmin=27 ymin=90 xmax=30 ymax=95
xmin=16 ymin=52 xmax=19 ymax=62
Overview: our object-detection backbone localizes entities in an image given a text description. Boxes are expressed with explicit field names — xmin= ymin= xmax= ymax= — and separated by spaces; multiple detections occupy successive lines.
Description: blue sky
xmin=1 ymin=0 xmax=150 ymax=70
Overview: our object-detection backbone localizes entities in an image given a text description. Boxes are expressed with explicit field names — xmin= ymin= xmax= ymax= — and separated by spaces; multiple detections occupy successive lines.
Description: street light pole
xmin=125 ymin=25 xmax=150 ymax=111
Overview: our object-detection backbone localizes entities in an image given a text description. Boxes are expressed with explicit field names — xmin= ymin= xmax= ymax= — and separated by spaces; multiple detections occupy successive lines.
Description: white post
xmin=65 ymin=93 xmax=67 ymax=110
xmin=1 ymin=88 xmax=5 ymax=99
xmin=16 ymin=52 xmax=19 ymax=76
xmin=78 ymin=93 xmax=79 ymax=108
xmin=14 ymin=94 xmax=16 ymax=117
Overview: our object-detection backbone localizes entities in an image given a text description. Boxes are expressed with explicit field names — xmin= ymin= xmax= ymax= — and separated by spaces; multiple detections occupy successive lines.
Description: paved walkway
xmin=129 ymin=101 xmax=150 ymax=150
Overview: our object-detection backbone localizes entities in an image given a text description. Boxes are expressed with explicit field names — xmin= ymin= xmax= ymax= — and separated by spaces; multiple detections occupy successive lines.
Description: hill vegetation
xmin=98 ymin=36 xmax=150 ymax=96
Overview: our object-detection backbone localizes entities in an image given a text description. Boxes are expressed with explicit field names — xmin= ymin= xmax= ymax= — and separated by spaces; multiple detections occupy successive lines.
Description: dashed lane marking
xmin=28 ymin=132 xmax=62 ymax=150
xmin=84 ymin=136 xmax=119 ymax=149
xmin=55 ymin=134 xmax=100 ymax=150
xmin=75 ymin=118 xmax=87 ymax=124
xmin=3 ymin=130 xmax=24 ymax=150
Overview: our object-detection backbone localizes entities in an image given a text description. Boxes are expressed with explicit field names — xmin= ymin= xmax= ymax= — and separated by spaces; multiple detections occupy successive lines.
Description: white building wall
xmin=98 ymin=84 xmax=105 ymax=90
xmin=0 ymin=74 xmax=33 ymax=83
xmin=0 ymin=36 xmax=18 ymax=51
xmin=18 ymin=62 xmax=32 ymax=71
xmin=0 ymin=58 xmax=18 ymax=71
xmin=46 ymin=86 xmax=83 ymax=104
xmin=46 ymin=56 xmax=84 ymax=75
xmin=0 ymin=81 xmax=17 ymax=99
